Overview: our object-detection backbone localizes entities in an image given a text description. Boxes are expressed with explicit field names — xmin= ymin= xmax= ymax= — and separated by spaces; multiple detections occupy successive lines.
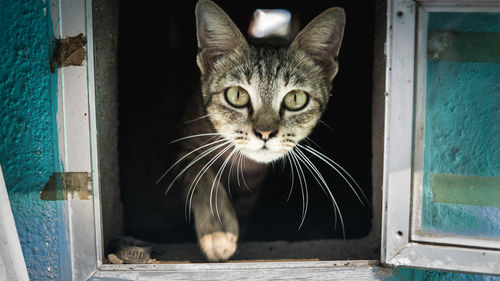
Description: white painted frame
xmin=50 ymin=0 xmax=101 ymax=280
xmin=382 ymin=0 xmax=500 ymax=275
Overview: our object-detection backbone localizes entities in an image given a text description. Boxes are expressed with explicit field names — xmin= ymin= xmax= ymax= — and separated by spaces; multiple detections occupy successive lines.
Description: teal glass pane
xmin=421 ymin=12 xmax=500 ymax=238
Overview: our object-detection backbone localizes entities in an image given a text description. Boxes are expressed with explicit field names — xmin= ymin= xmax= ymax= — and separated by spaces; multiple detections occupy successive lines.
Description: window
xmin=382 ymin=0 xmax=500 ymax=275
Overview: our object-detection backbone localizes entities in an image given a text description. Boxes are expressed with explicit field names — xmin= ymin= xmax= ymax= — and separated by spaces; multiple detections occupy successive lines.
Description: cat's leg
xmin=182 ymin=163 xmax=239 ymax=262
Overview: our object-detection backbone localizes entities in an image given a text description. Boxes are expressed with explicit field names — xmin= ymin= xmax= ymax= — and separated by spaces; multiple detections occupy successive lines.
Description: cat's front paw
xmin=199 ymin=231 xmax=237 ymax=262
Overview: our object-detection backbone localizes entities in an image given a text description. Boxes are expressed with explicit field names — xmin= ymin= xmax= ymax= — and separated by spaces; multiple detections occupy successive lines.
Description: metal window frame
xmin=382 ymin=0 xmax=500 ymax=275
xmin=49 ymin=0 xmax=100 ymax=280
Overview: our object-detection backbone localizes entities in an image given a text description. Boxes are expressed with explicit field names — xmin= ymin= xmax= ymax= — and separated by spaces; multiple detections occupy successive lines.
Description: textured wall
xmin=422 ymin=12 xmax=500 ymax=237
xmin=393 ymin=268 xmax=500 ymax=281
xmin=0 ymin=1 xmax=66 ymax=280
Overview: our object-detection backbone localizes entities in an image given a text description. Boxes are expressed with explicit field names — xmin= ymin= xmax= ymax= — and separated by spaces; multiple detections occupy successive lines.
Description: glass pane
xmin=421 ymin=12 xmax=500 ymax=238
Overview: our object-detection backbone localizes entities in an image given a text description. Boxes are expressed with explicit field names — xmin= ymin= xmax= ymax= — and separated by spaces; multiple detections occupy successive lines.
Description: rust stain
xmin=40 ymin=172 xmax=92 ymax=200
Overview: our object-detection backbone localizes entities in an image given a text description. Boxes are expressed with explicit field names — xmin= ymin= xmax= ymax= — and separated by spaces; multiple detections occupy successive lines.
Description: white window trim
xmin=49 ymin=0 xmax=96 ymax=279
xmin=382 ymin=0 xmax=500 ymax=275
xmin=50 ymin=0 xmax=102 ymax=279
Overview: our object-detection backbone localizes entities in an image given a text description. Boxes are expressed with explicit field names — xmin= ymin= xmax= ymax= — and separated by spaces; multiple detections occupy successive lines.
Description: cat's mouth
xmin=239 ymin=145 xmax=286 ymax=163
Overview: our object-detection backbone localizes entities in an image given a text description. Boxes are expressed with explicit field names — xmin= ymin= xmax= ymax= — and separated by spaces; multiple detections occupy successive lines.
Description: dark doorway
xmin=117 ymin=0 xmax=376 ymax=261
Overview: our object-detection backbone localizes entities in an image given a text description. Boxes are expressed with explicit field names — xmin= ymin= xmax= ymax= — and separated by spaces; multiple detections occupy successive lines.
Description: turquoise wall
xmin=422 ymin=13 xmax=500 ymax=238
xmin=392 ymin=268 xmax=500 ymax=281
xmin=0 ymin=0 xmax=67 ymax=280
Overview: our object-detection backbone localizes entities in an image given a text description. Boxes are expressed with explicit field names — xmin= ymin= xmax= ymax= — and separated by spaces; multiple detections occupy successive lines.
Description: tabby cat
xmin=161 ymin=0 xmax=356 ymax=262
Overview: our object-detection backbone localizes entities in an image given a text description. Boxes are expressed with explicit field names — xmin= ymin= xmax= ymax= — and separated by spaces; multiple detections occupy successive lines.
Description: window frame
xmin=56 ymin=0 xmax=500 ymax=279
xmin=381 ymin=0 xmax=500 ymax=275
xmin=58 ymin=0 xmax=391 ymax=279
xmin=49 ymin=0 xmax=101 ymax=280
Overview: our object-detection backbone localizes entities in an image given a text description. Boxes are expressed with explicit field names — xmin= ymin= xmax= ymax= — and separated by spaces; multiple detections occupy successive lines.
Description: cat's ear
xmin=195 ymin=0 xmax=248 ymax=74
xmin=290 ymin=7 xmax=345 ymax=82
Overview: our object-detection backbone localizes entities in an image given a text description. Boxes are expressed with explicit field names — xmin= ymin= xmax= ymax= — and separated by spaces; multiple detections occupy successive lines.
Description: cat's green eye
xmin=283 ymin=90 xmax=308 ymax=111
xmin=225 ymin=86 xmax=249 ymax=108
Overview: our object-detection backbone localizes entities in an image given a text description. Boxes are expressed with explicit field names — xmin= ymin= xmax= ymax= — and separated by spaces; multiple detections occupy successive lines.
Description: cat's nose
xmin=253 ymin=128 xmax=278 ymax=141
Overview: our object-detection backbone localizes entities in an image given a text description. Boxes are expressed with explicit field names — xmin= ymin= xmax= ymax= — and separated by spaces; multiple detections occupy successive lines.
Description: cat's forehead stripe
xmin=251 ymin=48 xmax=289 ymax=105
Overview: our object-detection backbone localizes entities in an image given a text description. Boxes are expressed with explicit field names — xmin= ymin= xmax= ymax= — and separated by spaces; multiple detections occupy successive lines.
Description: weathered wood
xmin=90 ymin=260 xmax=393 ymax=280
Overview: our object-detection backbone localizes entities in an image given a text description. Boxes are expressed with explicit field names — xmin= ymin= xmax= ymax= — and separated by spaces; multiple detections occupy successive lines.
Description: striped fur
xmin=197 ymin=0 xmax=345 ymax=163
xmin=164 ymin=0 xmax=346 ymax=262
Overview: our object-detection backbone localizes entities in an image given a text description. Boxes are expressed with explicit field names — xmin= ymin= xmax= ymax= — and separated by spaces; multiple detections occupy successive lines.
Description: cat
xmin=159 ymin=0 xmax=360 ymax=262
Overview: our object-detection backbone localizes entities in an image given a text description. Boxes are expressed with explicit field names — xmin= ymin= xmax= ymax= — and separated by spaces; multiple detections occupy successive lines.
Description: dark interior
xmin=117 ymin=0 xmax=376 ymax=261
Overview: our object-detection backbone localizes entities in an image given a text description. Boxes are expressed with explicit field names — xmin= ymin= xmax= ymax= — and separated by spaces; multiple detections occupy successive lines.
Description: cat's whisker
xmin=156 ymin=138 xmax=226 ymax=184
xmin=294 ymin=147 xmax=345 ymax=238
xmin=288 ymin=149 xmax=309 ymax=230
xmin=237 ymin=151 xmax=251 ymax=191
xmin=199 ymin=135 xmax=223 ymax=147
xmin=297 ymin=143 xmax=369 ymax=206
xmin=169 ymin=132 xmax=226 ymax=144
xmin=186 ymin=143 xmax=234 ymax=223
xmin=280 ymin=156 xmax=286 ymax=174
xmin=186 ymin=143 xmax=233 ymax=220
xmin=318 ymin=119 xmax=334 ymax=133
xmin=180 ymin=113 xmax=214 ymax=125
xmin=165 ymin=140 xmax=230 ymax=195
xmin=235 ymin=151 xmax=242 ymax=187
xmin=293 ymin=148 xmax=329 ymax=197
xmin=304 ymin=136 xmax=326 ymax=153
xmin=210 ymin=146 xmax=238 ymax=222
xmin=284 ymin=153 xmax=295 ymax=202
xmin=240 ymin=153 xmax=251 ymax=191
xmin=226 ymin=147 xmax=240 ymax=200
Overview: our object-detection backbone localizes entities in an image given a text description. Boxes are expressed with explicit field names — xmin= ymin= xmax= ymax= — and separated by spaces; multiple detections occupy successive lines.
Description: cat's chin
xmin=240 ymin=149 xmax=286 ymax=164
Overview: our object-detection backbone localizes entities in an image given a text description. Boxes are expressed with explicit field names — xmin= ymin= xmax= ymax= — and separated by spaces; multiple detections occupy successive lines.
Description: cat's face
xmin=202 ymin=47 xmax=331 ymax=163
xmin=196 ymin=0 xmax=345 ymax=163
